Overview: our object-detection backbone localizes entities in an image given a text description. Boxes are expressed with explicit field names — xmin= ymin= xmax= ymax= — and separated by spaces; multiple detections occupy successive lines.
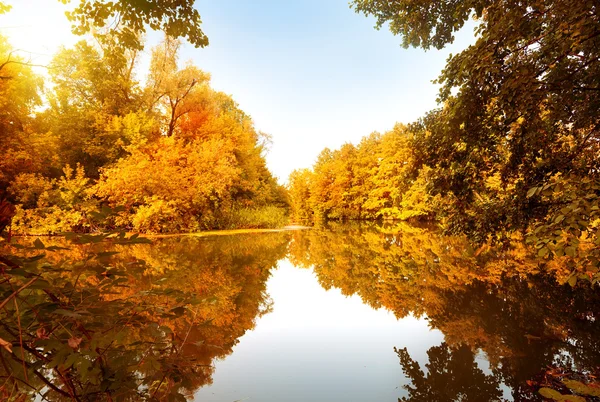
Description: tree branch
xmin=0 ymin=277 xmax=39 ymax=311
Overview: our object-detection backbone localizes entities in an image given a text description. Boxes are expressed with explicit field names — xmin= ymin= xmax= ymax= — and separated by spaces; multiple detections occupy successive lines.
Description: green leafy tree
xmin=60 ymin=0 xmax=208 ymax=49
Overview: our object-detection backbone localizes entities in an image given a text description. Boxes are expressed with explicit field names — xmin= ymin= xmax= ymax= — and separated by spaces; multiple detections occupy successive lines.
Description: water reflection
xmin=396 ymin=343 xmax=503 ymax=402
xmin=288 ymin=223 xmax=600 ymax=401
xmin=0 ymin=232 xmax=290 ymax=400
xmin=2 ymin=224 xmax=600 ymax=401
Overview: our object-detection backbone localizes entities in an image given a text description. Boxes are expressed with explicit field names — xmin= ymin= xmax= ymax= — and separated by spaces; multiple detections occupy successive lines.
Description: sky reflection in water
xmin=189 ymin=225 xmax=600 ymax=402
xmin=195 ymin=259 xmax=443 ymax=402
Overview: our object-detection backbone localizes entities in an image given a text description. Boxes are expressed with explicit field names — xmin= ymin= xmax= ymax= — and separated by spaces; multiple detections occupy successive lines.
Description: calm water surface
xmin=169 ymin=224 xmax=598 ymax=401
xmin=194 ymin=259 xmax=445 ymax=402
xmin=5 ymin=223 xmax=600 ymax=401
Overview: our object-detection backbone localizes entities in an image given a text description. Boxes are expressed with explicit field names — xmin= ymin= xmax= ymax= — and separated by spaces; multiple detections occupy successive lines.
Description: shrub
xmin=9 ymin=164 xmax=97 ymax=234
xmin=131 ymin=197 xmax=192 ymax=234
xmin=227 ymin=206 xmax=288 ymax=229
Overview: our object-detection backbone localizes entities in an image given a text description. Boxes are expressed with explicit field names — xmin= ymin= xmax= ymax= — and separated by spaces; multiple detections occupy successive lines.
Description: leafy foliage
xmin=288 ymin=125 xmax=421 ymax=222
xmin=352 ymin=0 xmax=482 ymax=50
xmin=0 ymin=33 xmax=288 ymax=234
xmin=0 ymin=36 xmax=44 ymax=196
xmin=290 ymin=0 xmax=600 ymax=284
xmin=43 ymin=40 xmax=152 ymax=179
xmin=396 ymin=343 xmax=502 ymax=402
xmin=226 ymin=206 xmax=289 ymax=229
xmin=10 ymin=165 xmax=97 ymax=235
xmin=61 ymin=0 xmax=208 ymax=50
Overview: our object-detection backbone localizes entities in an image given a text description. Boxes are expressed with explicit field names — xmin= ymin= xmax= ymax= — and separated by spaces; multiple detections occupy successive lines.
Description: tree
xmin=146 ymin=37 xmax=211 ymax=138
xmin=60 ymin=0 xmax=208 ymax=49
xmin=364 ymin=125 xmax=414 ymax=219
xmin=0 ymin=35 xmax=44 ymax=198
xmin=0 ymin=231 xmax=290 ymax=399
xmin=43 ymin=40 xmax=151 ymax=178
xmin=94 ymin=135 xmax=241 ymax=232
xmin=4 ymin=35 xmax=287 ymax=235
xmin=352 ymin=0 xmax=600 ymax=280
xmin=287 ymin=124 xmax=431 ymax=222
xmin=9 ymin=165 xmax=98 ymax=235
xmin=396 ymin=343 xmax=503 ymax=402
xmin=288 ymin=169 xmax=314 ymax=222
xmin=352 ymin=0 xmax=600 ymax=227
xmin=90 ymin=40 xmax=288 ymax=233
xmin=351 ymin=0 xmax=482 ymax=50
xmin=287 ymin=224 xmax=600 ymax=400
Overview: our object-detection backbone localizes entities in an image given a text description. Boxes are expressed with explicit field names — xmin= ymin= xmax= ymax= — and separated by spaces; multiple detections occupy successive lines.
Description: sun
xmin=0 ymin=0 xmax=77 ymax=69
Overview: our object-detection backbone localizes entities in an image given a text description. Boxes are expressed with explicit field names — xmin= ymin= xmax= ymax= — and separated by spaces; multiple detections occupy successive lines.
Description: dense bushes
xmin=289 ymin=0 xmax=600 ymax=285
xmin=10 ymin=165 xmax=97 ymax=235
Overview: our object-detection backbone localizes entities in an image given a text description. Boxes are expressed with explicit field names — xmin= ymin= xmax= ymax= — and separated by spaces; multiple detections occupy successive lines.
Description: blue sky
xmin=2 ymin=0 xmax=477 ymax=181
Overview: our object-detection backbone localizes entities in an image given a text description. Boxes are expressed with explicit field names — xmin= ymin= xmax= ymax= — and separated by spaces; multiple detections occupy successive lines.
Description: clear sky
xmin=1 ymin=0 xmax=476 ymax=181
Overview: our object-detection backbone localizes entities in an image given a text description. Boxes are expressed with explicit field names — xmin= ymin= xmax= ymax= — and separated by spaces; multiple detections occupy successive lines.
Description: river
xmin=2 ymin=223 xmax=599 ymax=401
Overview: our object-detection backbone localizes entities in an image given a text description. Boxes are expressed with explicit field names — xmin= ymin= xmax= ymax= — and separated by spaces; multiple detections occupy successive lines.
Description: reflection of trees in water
xmin=396 ymin=343 xmax=502 ymax=402
xmin=4 ymin=224 xmax=598 ymax=400
xmin=424 ymin=278 xmax=600 ymax=402
xmin=288 ymin=223 xmax=600 ymax=401
xmin=0 ymin=232 xmax=290 ymax=400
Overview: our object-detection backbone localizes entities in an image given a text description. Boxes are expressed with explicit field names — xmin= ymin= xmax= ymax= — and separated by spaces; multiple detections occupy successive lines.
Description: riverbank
xmin=4 ymin=225 xmax=312 ymax=241
xmin=146 ymin=225 xmax=312 ymax=238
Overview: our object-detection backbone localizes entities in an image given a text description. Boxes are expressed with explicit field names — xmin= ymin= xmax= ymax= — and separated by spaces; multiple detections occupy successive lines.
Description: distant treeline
xmin=288 ymin=124 xmax=434 ymax=223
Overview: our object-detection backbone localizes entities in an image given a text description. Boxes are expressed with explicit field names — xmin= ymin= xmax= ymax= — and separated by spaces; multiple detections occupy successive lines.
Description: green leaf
xmin=53 ymin=309 xmax=85 ymax=319
xmin=539 ymin=387 xmax=586 ymax=402
xmin=565 ymin=246 xmax=577 ymax=258
xmin=563 ymin=379 xmax=600 ymax=397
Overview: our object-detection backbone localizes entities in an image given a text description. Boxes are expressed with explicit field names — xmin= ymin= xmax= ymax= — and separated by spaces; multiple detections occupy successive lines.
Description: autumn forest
xmin=1 ymin=0 xmax=600 ymax=401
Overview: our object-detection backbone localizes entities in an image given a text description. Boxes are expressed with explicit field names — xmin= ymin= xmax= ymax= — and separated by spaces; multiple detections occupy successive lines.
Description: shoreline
xmin=7 ymin=225 xmax=312 ymax=239
xmin=147 ymin=225 xmax=312 ymax=238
